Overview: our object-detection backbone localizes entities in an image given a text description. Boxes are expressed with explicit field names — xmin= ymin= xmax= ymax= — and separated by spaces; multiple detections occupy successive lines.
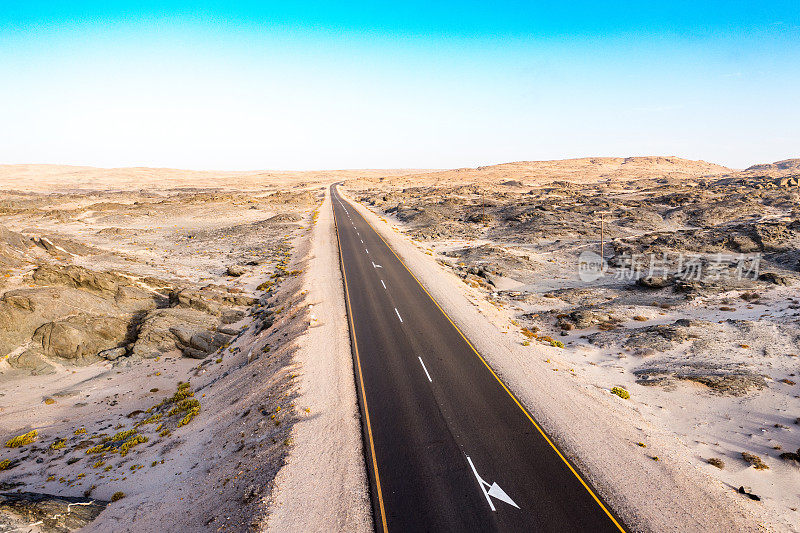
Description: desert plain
xmin=1 ymin=157 xmax=799 ymax=532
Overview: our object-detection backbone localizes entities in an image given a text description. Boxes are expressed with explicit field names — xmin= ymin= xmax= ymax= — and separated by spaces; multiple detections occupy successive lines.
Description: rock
xmin=636 ymin=275 xmax=672 ymax=289
xmin=114 ymin=286 xmax=164 ymax=311
xmin=98 ymin=347 xmax=127 ymax=360
xmin=0 ymin=287 xmax=120 ymax=364
xmin=131 ymin=308 xmax=221 ymax=359
xmin=6 ymin=351 xmax=54 ymax=375
xmin=758 ymin=272 xmax=793 ymax=286
xmin=466 ymin=213 xmax=492 ymax=224
xmin=189 ymin=331 xmax=215 ymax=352
xmin=221 ymin=308 xmax=246 ymax=324
xmin=169 ymin=326 xmax=194 ymax=346
xmin=568 ymin=309 xmax=618 ymax=329
xmin=170 ymin=287 xmax=256 ymax=316
xmin=30 ymin=264 xmax=126 ymax=294
xmin=32 ymin=315 xmax=130 ymax=363
xmin=226 ymin=265 xmax=246 ymax=277
xmin=0 ymin=491 xmax=108 ymax=532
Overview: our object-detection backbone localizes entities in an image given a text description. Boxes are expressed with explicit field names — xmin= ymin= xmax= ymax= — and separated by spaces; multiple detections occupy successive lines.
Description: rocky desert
xmin=1 ymin=157 xmax=799 ymax=532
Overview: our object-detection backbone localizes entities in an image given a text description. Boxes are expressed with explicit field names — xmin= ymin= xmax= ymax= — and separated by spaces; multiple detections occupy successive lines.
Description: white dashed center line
xmin=394 ymin=308 xmax=403 ymax=322
xmin=418 ymin=357 xmax=432 ymax=382
xmin=380 ymin=279 xmax=386 ymax=289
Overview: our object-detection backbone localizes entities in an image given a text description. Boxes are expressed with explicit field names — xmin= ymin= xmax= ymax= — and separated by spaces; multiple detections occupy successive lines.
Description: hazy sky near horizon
xmin=1 ymin=1 xmax=798 ymax=170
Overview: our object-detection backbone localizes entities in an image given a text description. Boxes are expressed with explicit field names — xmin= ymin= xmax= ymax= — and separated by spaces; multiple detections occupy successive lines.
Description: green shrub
xmin=611 ymin=387 xmax=630 ymax=400
xmin=111 ymin=491 xmax=126 ymax=502
xmin=5 ymin=430 xmax=37 ymax=448
xmin=118 ymin=435 xmax=148 ymax=457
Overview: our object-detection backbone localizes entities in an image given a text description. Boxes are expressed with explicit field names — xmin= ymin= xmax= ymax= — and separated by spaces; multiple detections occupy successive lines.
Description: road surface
xmin=332 ymin=185 xmax=626 ymax=532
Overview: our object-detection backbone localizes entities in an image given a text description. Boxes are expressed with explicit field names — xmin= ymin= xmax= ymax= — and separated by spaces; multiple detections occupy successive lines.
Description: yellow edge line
xmin=342 ymin=191 xmax=626 ymax=533
xmin=333 ymin=194 xmax=389 ymax=533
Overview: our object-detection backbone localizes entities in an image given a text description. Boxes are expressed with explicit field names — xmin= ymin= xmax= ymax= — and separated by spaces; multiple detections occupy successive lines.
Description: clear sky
xmin=1 ymin=1 xmax=798 ymax=170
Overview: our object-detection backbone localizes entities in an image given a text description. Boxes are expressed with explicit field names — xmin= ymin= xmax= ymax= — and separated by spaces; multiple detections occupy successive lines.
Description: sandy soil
xmin=0 ymin=168 xmax=346 ymax=532
xmin=264 ymin=191 xmax=371 ymax=532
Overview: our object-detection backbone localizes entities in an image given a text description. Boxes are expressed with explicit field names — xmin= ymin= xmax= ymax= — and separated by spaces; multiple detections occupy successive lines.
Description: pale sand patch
xmin=343 ymin=189 xmax=772 ymax=533
xmin=264 ymin=190 xmax=371 ymax=532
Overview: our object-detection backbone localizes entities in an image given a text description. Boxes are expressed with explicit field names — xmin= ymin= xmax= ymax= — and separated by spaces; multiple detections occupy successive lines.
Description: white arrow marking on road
xmin=466 ymin=456 xmax=519 ymax=511
xmin=371 ymin=262 xmax=382 ymax=269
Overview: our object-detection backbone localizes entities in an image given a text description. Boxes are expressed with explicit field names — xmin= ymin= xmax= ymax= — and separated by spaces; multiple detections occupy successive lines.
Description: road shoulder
xmin=265 ymin=189 xmax=372 ymax=533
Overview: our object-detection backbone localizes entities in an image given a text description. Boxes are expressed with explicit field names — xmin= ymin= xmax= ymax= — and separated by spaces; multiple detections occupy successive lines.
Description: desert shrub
xmin=110 ymin=429 xmax=137 ymax=442
xmin=550 ymin=340 xmax=564 ymax=348
xmin=633 ymin=316 xmax=648 ymax=321
xmin=611 ymin=387 xmax=630 ymax=400
xmin=707 ymin=457 xmax=725 ymax=469
xmin=118 ymin=435 xmax=148 ymax=457
xmin=50 ymin=439 xmax=66 ymax=450
xmin=86 ymin=444 xmax=108 ymax=455
xmin=742 ymin=452 xmax=769 ymax=470
xmin=111 ymin=491 xmax=126 ymax=502
xmin=74 ymin=428 xmax=87 ymax=435
xmin=5 ymin=430 xmax=37 ymax=448
xmin=44 ymin=398 xmax=56 ymax=405
xmin=135 ymin=413 xmax=163 ymax=427
xmin=0 ymin=459 xmax=11 ymax=470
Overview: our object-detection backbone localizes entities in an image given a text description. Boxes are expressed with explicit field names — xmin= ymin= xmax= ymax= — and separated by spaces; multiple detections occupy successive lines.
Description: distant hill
xmin=359 ymin=156 xmax=734 ymax=187
xmin=741 ymin=159 xmax=800 ymax=176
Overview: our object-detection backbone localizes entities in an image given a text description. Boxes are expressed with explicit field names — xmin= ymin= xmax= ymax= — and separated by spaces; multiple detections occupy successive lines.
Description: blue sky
xmin=0 ymin=1 xmax=798 ymax=170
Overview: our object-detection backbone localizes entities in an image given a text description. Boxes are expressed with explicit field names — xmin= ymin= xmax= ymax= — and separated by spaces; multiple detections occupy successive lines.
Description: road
xmin=331 ymin=185 xmax=626 ymax=532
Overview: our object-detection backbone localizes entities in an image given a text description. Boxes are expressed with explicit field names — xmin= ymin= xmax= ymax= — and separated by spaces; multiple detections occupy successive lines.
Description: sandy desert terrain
xmin=0 ymin=168 xmax=359 ymax=532
xmin=1 ymin=157 xmax=799 ymax=532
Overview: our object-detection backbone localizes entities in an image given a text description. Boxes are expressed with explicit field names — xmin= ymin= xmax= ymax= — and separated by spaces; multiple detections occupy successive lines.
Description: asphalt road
xmin=332 ymin=185 xmax=626 ymax=533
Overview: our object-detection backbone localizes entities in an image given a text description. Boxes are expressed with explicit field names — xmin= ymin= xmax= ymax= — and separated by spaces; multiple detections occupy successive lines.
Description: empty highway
xmin=332 ymin=185 xmax=626 ymax=532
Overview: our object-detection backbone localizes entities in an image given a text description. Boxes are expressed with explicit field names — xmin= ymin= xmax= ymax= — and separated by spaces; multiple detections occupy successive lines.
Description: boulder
xmin=758 ymin=272 xmax=793 ymax=286
xmin=32 ymin=315 xmax=130 ymax=363
xmin=170 ymin=287 xmax=256 ymax=316
xmin=98 ymin=347 xmax=127 ymax=360
xmin=30 ymin=264 xmax=126 ymax=294
xmin=114 ymin=286 xmax=164 ymax=311
xmin=130 ymin=308 xmax=221 ymax=359
xmin=636 ymin=275 xmax=672 ymax=289
xmin=226 ymin=265 xmax=246 ymax=277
